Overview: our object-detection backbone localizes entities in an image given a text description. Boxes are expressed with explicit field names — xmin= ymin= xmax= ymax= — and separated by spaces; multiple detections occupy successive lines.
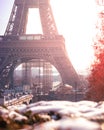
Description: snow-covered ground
xmin=0 ymin=100 xmax=104 ymax=130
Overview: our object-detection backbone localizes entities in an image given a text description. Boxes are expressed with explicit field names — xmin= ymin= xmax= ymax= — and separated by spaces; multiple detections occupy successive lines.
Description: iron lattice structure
xmin=0 ymin=0 xmax=80 ymax=90
xmin=96 ymin=0 xmax=104 ymax=5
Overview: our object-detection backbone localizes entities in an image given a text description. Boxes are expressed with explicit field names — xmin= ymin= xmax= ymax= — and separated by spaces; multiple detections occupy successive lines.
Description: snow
xmin=36 ymin=118 xmax=100 ymax=130
xmin=0 ymin=100 xmax=104 ymax=129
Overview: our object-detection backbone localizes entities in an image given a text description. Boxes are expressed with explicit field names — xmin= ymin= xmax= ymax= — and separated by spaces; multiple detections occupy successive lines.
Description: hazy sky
xmin=0 ymin=0 xmax=97 ymax=74
xmin=0 ymin=0 xmax=14 ymax=34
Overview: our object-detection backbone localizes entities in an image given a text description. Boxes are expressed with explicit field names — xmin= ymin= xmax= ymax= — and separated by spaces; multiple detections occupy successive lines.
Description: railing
xmin=4 ymin=94 xmax=33 ymax=107
xmin=0 ymin=34 xmax=64 ymax=42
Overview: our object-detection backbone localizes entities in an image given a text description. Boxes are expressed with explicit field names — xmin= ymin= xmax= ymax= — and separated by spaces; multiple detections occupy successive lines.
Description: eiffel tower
xmin=0 ymin=0 xmax=80 ymax=90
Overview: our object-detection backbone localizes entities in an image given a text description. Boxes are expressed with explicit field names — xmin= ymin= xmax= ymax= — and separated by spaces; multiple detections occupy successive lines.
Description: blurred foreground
xmin=0 ymin=100 xmax=104 ymax=130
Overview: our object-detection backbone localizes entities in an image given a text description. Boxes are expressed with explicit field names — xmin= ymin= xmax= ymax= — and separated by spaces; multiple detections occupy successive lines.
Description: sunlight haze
xmin=51 ymin=0 xmax=97 ymax=74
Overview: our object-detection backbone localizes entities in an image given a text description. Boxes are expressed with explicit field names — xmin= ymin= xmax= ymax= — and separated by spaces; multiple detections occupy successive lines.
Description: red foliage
xmin=86 ymin=7 xmax=104 ymax=101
